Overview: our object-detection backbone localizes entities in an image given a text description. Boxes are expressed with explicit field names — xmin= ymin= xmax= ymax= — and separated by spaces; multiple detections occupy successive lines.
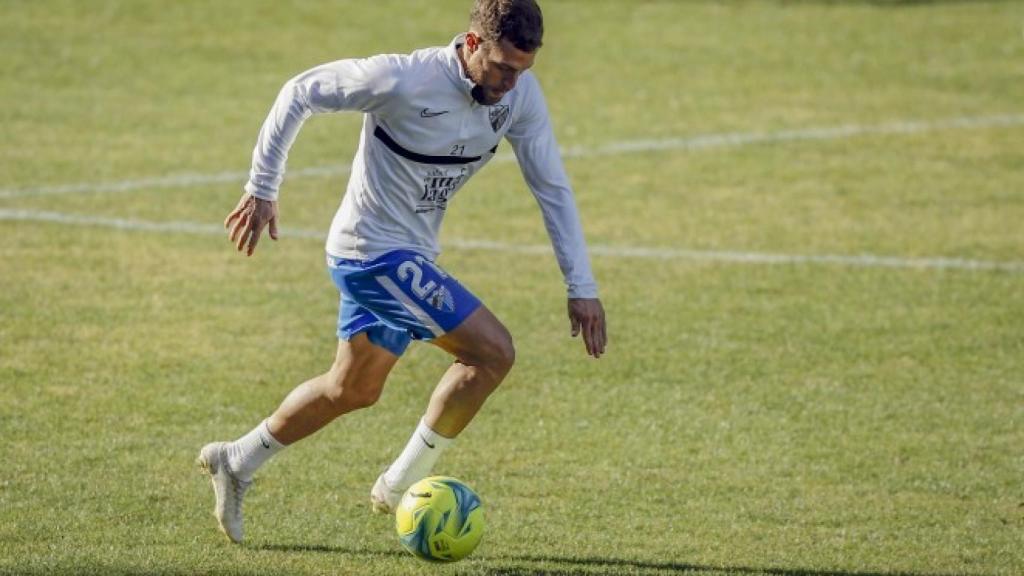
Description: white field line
xmin=3 ymin=208 xmax=1022 ymax=273
xmin=1 ymin=113 xmax=1022 ymax=199
xmin=0 ymin=165 xmax=352 ymax=200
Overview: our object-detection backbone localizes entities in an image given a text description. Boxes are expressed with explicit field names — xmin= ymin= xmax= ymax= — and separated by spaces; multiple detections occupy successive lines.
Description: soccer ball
xmin=395 ymin=476 xmax=485 ymax=562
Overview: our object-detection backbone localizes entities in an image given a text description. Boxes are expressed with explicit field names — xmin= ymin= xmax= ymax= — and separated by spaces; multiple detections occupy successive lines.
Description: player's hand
xmin=224 ymin=192 xmax=279 ymax=256
xmin=568 ymin=298 xmax=606 ymax=359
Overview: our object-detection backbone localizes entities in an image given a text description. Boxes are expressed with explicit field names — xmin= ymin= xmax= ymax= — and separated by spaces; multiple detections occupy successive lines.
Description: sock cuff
xmin=417 ymin=418 xmax=454 ymax=450
xmin=260 ymin=419 xmax=286 ymax=450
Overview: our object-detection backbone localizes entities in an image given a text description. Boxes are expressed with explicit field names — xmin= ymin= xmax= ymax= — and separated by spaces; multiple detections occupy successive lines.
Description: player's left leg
xmin=372 ymin=306 xmax=515 ymax=513
xmin=347 ymin=249 xmax=515 ymax=512
xmin=425 ymin=305 xmax=515 ymax=436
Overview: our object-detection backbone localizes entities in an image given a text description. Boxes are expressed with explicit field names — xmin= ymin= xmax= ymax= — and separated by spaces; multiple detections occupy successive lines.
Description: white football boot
xmin=196 ymin=442 xmax=251 ymax=543
xmin=370 ymin=473 xmax=405 ymax=515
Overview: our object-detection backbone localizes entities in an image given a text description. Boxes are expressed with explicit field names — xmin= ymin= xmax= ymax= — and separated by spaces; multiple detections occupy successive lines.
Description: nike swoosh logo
xmin=410 ymin=491 xmax=432 ymax=498
xmin=420 ymin=108 xmax=449 ymax=118
xmin=418 ymin=433 xmax=436 ymax=449
xmin=259 ymin=435 xmax=271 ymax=449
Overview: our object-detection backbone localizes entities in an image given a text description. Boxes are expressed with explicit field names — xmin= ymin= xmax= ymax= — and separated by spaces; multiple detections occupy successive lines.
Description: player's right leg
xmin=197 ymin=334 xmax=399 ymax=543
xmin=266 ymin=333 xmax=400 ymax=444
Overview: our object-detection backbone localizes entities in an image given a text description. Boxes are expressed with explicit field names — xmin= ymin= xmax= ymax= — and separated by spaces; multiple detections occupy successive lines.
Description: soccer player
xmin=198 ymin=0 xmax=606 ymax=543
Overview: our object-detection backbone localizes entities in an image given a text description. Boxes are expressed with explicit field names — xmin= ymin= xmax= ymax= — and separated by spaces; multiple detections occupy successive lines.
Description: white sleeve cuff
xmin=244 ymin=180 xmax=279 ymax=202
xmin=567 ymin=282 xmax=599 ymax=299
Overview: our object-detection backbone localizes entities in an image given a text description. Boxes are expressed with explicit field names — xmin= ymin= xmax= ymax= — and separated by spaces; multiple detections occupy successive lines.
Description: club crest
xmin=427 ymin=285 xmax=455 ymax=313
xmin=488 ymin=105 xmax=509 ymax=132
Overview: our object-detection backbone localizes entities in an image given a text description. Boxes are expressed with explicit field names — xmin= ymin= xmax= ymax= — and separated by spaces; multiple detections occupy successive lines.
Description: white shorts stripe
xmin=374 ymin=275 xmax=445 ymax=337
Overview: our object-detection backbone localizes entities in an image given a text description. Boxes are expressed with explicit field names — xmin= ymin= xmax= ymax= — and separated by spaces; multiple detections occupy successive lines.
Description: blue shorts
xmin=327 ymin=250 xmax=482 ymax=357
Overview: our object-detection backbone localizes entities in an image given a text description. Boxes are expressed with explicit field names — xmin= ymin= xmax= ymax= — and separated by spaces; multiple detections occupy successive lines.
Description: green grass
xmin=2 ymin=1 xmax=1023 ymax=575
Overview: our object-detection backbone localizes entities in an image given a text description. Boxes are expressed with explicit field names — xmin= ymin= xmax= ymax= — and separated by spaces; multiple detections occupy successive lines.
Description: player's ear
xmin=465 ymin=32 xmax=482 ymax=54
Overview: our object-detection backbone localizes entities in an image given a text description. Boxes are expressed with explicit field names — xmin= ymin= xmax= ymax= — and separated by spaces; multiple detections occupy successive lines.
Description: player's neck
xmin=456 ymin=42 xmax=470 ymax=80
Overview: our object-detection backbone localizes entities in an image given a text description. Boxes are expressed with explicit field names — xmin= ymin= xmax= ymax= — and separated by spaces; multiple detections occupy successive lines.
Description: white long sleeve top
xmin=244 ymin=35 xmax=598 ymax=298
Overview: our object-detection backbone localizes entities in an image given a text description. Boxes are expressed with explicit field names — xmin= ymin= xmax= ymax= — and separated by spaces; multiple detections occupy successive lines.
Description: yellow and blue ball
xmin=395 ymin=476 xmax=484 ymax=562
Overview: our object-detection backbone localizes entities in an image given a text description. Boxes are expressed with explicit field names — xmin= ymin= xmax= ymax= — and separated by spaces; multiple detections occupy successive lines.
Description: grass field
xmin=2 ymin=1 xmax=1023 ymax=575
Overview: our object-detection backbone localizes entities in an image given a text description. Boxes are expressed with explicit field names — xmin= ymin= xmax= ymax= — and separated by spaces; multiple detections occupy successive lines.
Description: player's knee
xmin=328 ymin=381 xmax=383 ymax=411
xmin=477 ymin=332 xmax=515 ymax=381
xmin=493 ymin=335 xmax=516 ymax=375
xmin=346 ymin=384 xmax=383 ymax=409
xmin=324 ymin=368 xmax=383 ymax=411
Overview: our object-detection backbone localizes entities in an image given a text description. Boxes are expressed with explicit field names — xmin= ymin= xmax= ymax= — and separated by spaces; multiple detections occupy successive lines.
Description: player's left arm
xmin=505 ymin=73 xmax=606 ymax=359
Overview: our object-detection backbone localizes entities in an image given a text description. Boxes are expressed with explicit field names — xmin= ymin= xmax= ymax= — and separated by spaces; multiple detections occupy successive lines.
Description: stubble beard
xmin=464 ymin=47 xmax=501 ymax=105
xmin=471 ymin=85 xmax=500 ymax=106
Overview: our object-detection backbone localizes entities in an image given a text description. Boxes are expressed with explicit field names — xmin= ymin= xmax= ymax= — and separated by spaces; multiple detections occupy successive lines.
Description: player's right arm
xmin=227 ymin=55 xmax=404 ymax=255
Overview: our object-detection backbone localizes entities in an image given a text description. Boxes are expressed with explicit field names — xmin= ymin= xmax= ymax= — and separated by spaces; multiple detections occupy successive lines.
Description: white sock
xmin=225 ymin=419 xmax=285 ymax=481
xmin=382 ymin=418 xmax=454 ymax=491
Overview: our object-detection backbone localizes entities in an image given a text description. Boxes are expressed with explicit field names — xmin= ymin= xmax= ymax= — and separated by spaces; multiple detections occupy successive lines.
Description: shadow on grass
xmin=480 ymin=554 xmax=973 ymax=576
xmin=256 ymin=542 xmax=406 ymax=558
xmin=12 ymin=545 xmax=972 ymax=576
xmin=258 ymin=544 xmax=970 ymax=576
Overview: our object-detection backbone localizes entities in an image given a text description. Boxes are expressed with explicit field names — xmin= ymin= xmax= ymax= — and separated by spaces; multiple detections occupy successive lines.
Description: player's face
xmin=464 ymin=33 xmax=536 ymax=105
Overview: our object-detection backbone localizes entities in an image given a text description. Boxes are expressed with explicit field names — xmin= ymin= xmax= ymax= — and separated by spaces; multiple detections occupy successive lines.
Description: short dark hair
xmin=469 ymin=0 xmax=544 ymax=52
